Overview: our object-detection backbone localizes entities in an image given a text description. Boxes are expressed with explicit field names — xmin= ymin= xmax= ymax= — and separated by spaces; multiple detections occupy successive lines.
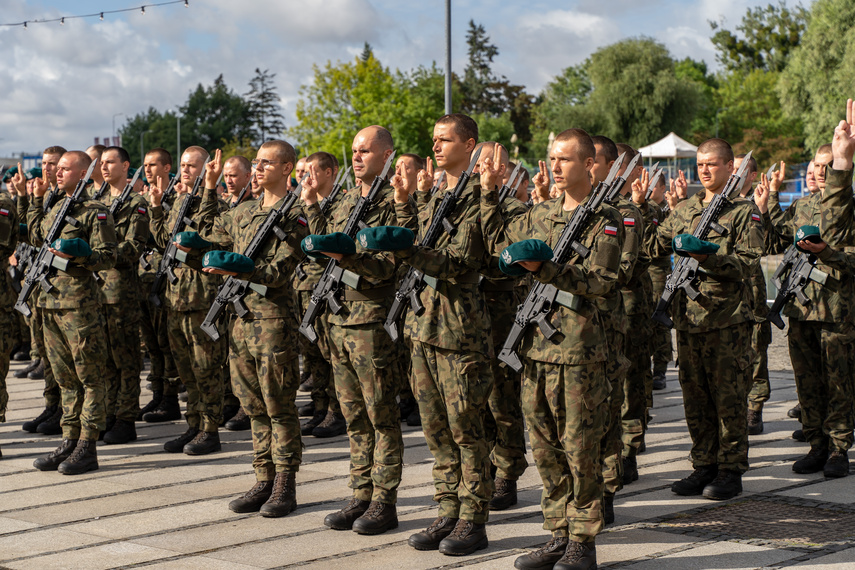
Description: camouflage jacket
xmin=481 ymin=191 xmax=623 ymax=365
xmin=645 ymin=200 xmax=672 ymax=272
xmin=97 ymin=192 xmax=150 ymax=305
xmin=609 ymin=194 xmax=647 ymax=321
xmin=480 ymin=197 xmax=530 ymax=286
xmin=28 ymin=193 xmax=117 ymax=309
xmin=814 ymin=166 xmax=855 ymax=324
xmin=293 ymin=192 xmax=339 ymax=292
xmin=395 ymin=175 xmax=492 ymax=354
xmin=650 ymin=191 xmax=763 ymax=333
xmin=0 ymin=192 xmax=20 ymax=309
xmin=198 ymin=188 xmax=307 ymax=320
xmin=149 ymin=191 xmax=222 ymax=312
xmin=735 ymin=196 xmax=770 ymax=321
xmin=306 ymin=182 xmax=400 ymax=327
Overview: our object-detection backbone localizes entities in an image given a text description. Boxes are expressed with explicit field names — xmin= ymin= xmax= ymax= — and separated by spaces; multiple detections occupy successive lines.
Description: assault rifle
xmin=298 ymin=153 xmax=395 ymax=343
xmin=644 ymin=162 xmax=662 ymax=201
xmin=200 ymin=190 xmax=301 ymax=341
xmin=497 ymin=163 xmax=523 ymax=203
xmin=148 ymin=168 xmax=206 ymax=306
xmin=496 ymin=155 xmax=624 ymax=373
xmin=43 ymin=187 xmax=63 ymax=213
xmin=651 ymin=151 xmax=754 ymax=327
xmin=383 ymin=148 xmax=482 ymax=343
xmin=430 ymin=170 xmax=446 ymax=196
xmin=160 ymin=176 xmax=179 ymax=213
xmin=14 ymin=159 xmax=100 ymax=317
xmin=93 ymin=181 xmax=110 ymax=201
xmin=294 ymin=167 xmax=350 ymax=281
xmin=604 ymin=152 xmax=637 ymax=203
xmin=9 ymin=242 xmax=37 ymax=293
xmin=93 ymin=168 xmax=144 ymax=284
xmin=766 ymin=245 xmax=828 ymax=330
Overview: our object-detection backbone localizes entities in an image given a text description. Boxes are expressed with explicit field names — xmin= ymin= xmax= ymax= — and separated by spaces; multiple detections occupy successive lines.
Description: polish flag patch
xmin=623 ymin=217 xmax=635 ymax=226
xmin=751 ymin=213 xmax=761 ymax=222
xmin=604 ymin=225 xmax=618 ymax=236
xmin=97 ymin=213 xmax=107 ymax=221
xmin=653 ymin=218 xmax=659 ymax=226
xmin=137 ymin=206 xmax=147 ymax=215
xmin=297 ymin=216 xmax=308 ymax=227
xmin=0 ymin=208 xmax=9 ymax=217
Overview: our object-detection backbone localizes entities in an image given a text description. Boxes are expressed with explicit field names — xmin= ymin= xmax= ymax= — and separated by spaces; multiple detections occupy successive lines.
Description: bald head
xmin=358 ymin=126 xmax=393 ymax=152
xmin=352 ymin=126 xmax=394 ymax=185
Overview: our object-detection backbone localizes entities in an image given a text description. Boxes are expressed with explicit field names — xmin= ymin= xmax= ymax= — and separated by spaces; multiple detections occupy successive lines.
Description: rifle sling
xmin=423 ymin=270 xmax=480 ymax=290
xmin=554 ymin=290 xmax=582 ymax=312
xmin=342 ymin=285 xmax=395 ymax=301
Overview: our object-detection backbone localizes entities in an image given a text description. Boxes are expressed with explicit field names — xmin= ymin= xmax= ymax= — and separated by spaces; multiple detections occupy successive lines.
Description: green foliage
xmin=528 ymin=64 xmax=593 ymax=158
xmin=119 ymin=107 xmax=180 ymax=167
xmin=245 ymin=68 xmax=285 ymax=145
xmin=779 ymin=0 xmax=855 ymax=152
xmin=389 ymin=64 xmax=461 ymax=157
xmin=471 ymin=112 xmax=516 ymax=150
xmin=221 ymin=137 xmax=258 ymax=161
xmin=180 ymin=75 xmax=253 ymax=151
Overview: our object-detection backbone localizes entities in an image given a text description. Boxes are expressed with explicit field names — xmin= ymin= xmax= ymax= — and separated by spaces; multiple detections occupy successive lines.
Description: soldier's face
xmin=549 ymin=140 xmax=592 ymax=192
xmin=591 ymin=144 xmax=612 ymax=186
xmin=55 ymin=156 xmax=85 ymax=192
xmin=432 ymin=123 xmax=473 ymax=171
xmin=180 ymin=151 xmax=205 ymax=184
xmin=41 ymin=153 xmax=62 ymax=185
xmin=144 ymin=154 xmax=171 ymax=188
xmin=294 ymin=159 xmax=307 ymax=183
xmin=813 ymin=152 xmax=831 ymax=192
xmin=696 ymin=152 xmax=732 ymax=192
xmin=805 ymin=161 xmax=819 ymax=194
xmin=101 ymin=150 xmax=129 ymax=186
xmin=514 ymin=176 xmax=529 ymax=202
xmin=224 ymin=162 xmax=251 ymax=194
xmin=352 ymin=133 xmax=390 ymax=183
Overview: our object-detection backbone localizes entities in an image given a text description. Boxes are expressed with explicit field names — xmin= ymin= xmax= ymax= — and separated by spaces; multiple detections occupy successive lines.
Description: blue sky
xmin=0 ymin=0 xmax=806 ymax=158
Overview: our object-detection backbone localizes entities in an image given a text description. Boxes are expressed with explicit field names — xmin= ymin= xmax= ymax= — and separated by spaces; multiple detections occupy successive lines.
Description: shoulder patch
xmin=0 ymin=208 xmax=9 ymax=217
xmin=137 ymin=206 xmax=147 ymax=215
xmin=297 ymin=216 xmax=307 ymax=227
xmin=604 ymin=225 xmax=618 ymax=236
xmin=751 ymin=213 xmax=761 ymax=223
xmin=653 ymin=218 xmax=659 ymax=225
xmin=623 ymin=217 xmax=635 ymax=226
xmin=97 ymin=212 xmax=108 ymax=221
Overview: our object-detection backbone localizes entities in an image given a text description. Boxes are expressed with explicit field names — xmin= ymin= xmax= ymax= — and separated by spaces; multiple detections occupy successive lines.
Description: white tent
xmin=637 ymin=132 xmax=698 ymax=182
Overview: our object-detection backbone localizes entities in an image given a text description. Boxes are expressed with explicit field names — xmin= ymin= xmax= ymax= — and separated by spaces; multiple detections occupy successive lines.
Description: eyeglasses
xmin=251 ymin=159 xmax=282 ymax=169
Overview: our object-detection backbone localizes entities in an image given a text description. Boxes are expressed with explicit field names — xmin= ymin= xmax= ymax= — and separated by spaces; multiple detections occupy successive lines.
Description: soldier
xmin=0 ymin=186 xmax=20 ymax=459
xmin=85 ymin=144 xmax=107 ymax=193
xmin=98 ymin=146 xmax=150 ymax=444
xmin=303 ymin=126 xmax=404 ymax=535
xmin=30 ymin=150 xmax=118 ymax=474
xmin=294 ymin=156 xmax=308 ymax=188
xmin=480 ymin=128 xmax=621 ymax=569
xmin=649 ymin=171 xmax=677 ymax=391
xmin=197 ymin=141 xmax=308 ymax=516
xmin=138 ymin=148 xmax=181 ymax=422
xmin=649 ymin=138 xmax=763 ymax=501
xmin=224 ymin=156 xmax=253 ymax=209
xmin=149 ymin=146 xmax=228 ymax=455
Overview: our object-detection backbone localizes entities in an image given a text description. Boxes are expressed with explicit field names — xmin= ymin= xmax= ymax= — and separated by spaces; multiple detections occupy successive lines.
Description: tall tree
xmin=118 ymin=107 xmax=180 ymax=168
xmin=245 ymin=68 xmax=286 ymax=145
xmin=461 ymin=20 xmax=502 ymax=115
xmin=180 ymin=74 xmax=252 ymax=151
xmin=528 ymin=64 xmax=595 ymax=158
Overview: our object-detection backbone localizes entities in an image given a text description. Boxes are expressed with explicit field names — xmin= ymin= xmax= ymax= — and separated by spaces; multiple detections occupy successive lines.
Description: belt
xmin=424 ymin=270 xmax=481 ymax=289
xmin=343 ymin=285 xmax=395 ymax=301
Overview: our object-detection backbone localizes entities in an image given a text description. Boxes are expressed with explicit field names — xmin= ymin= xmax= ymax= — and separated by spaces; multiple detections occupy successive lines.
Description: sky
xmin=0 ymin=0 xmax=807 ymax=159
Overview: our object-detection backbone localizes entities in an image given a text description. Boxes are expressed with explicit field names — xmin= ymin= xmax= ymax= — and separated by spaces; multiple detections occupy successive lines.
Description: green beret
xmin=795 ymin=225 xmax=822 ymax=252
xmin=174 ymin=231 xmax=212 ymax=249
xmin=356 ymin=226 xmax=415 ymax=251
xmin=672 ymin=234 xmax=720 ymax=257
xmin=27 ymin=167 xmax=43 ymax=180
xmin=499 ymin=239 xmax=554 ymax=276
xmin=2 ymin=166 xmax=17 ymax=182
xmin=52 ymin=237 xmax=92 ymax=258
xmin=301 ymin=232 xmax=356 ymax=260
xmin=202 ymin=250 xmax=254 ymax=273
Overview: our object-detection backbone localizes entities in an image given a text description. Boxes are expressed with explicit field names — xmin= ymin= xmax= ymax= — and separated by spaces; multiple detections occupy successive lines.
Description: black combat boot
xmin=27 ymin=360 xmax=45 ymax=379
xmin=297 ymin=401 xmax=315 ymax=417
xmin=671 ymin=465 xmax=718 ymax=495
xmin=324 ymin=497 xmax=370 ymax=530
xmin=298 ymin=370 xmax=313 ymax=392
xmin=793 ymin=445 xmax=829 ymax=474
xmin=788 ymin=403 xmax=801 ymax=419
xmin=99 ymin=415 xmax=116 ymax=441
xmin=409 ymin=516 xmax=458 ymax=550
xmin=489 ymin=477 xmax=518 ymax=511
xmin=514 ymin=535 xmax=569 ymax=570
xmin=221 ymin=404 xmax=240 ymax=426
xmin=398 ymin=397 xmax=417 ymax=421
xmin=301 ymin=410 xmax=326 ymax=435
xmin=702 ymin=469 xmax=742 ymax=500
xmin=259 ymin=472 xmax=297 ymax=517
xmin=438 ymin=519 xmax=488 ymax=556
xmin=622 ymin=455 xmax=638 ymax=484
xmin=793 ymin=429 xmax=806 ymax=442
xmin=652 ymin=373 xmax=666 ymax=390
xmin=406 ymin=408 xmax=422 ymax=427
xmin=58 ymin=439 xmax=99 ymax=475
xmin=352 ymin=501 xmax=398 ymax=535
xmin=312 ymin=410 xmax=346 ymax=438
xmin=137 ymin=390 xmax=163 ymax=420
xmin=747 ymin=408 xmax=763 ymax=435
xmin=103 ymin=419 xmax=137 ymax=445
xmin=824 ymin=450 xmax=850 ymax=478
xmin=553 ymin=540 xmax=597 ymax=570
xmin=603 ymin=492 xmax=615 ymax=525
xmin=33 ymin=438 xmax=78 ymax=471
xmin=183 ymin=430 xmax=221 ymax=455
xmin=143 ymin=394 xmax=181 ymax=423
xmin=164 ymin=426 xmax=199 ymax=453
xmin=14 ymin=358 xmax=40 ymax=378
xmin=36 ymin=406 xmax=63 ymax=435
xmin=13 ymin=343 xmax=31 ymax=361
xmin=228 ymin=480 xmax=274 ymax=513
xmin=225 ymin=408 xmax=251 ymax=431
xmin=22 ymin=405 xmax=56 ymax=433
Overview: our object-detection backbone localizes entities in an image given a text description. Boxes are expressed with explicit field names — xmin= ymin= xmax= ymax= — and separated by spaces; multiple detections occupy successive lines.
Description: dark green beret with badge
xmin=173 ymin=231 xmax=212 ymax=249
xmin=2 ymin=166 xmax=17 ymax=182
xmin=672 ymin=234 xmax=719 ymax=257
xmin=52 ymin=238 xmax=92 ymax=258
xmin=356 ymin=226 xmax=415 ymax=251
xmin=499 ymin=239 xmax=554 ymax=276
xmin=202 ymin=250 xmax=254 ymax=274
xmin=301 ymin=232 xmax=356 ymax=260
xmin=794 ymin=225 xmax=822 ymax=252
xmin=27 ymin=168 xmax=43 ymax=180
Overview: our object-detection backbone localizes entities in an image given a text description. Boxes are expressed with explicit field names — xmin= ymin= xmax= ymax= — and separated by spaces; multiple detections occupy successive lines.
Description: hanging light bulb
xmin=141 ymin=6 xmax=146 ymax=15
xmin=23 ymin=21 xmax=27 ymax=29
xmin=184 ymin=0 xmax=189 ymax=6
xmin=60 ymin=17 xmax=65 ymax=25
xmin=100 ymin=12 xmax=104 ymax=20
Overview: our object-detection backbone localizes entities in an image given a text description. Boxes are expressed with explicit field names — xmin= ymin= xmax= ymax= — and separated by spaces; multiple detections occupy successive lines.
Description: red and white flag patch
xmin=604 ymin=225 xmax=618 ymax=236
xmin=97 ymin=212 xmax=107 ymax=221
xmin=623 ymin=217 xmax=635 ymax=226
xmin=653 ymin=218 xmax=659 ymax=226
xmin=137 ymin=206 xmax=147 ymax=215
xmin=751 ymin=213 xmax=761 ymax=223
xmin=297 ymin=216 xmax=308 ymax=227
xmin=0 ymin=208 xmax=9 ymax=217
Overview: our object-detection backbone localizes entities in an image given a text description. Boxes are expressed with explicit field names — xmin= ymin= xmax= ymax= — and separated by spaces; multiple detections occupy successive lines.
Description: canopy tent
xmin=637 ymin=132 xmax=698 ymax=183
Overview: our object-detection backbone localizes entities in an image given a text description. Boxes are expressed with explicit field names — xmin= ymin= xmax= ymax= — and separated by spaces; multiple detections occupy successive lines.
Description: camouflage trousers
xmin=522 ymin=359 xmax=609 ymax=542
xmin=676 ymin=323 xmax=754 ymax=473
xmin=787 ymin=319 xmax=855 ymax=453
xmin=139 ymin=296 xmax=178 ymax=396
xmin=0 ymin=309 xmax=15 ymax=423
xmin=601 ymin=327 xmax=628 ymax=495
xmin=747 ymin=320 xmax=772 ymax=410
xmin=167 ymin=309 xmax=226 ymax=432
xmin=295 ymin=291 xmax=339 ymax=414
xmin=103 ymin=303 xmax=142 ymax=422
xmin=41 ymin=305 xmax=109 ymax=441
xmin=229 ymin=317 xmax=302 ymax=478
xmin=15 ymin=310 xmax=28 ymax=350
xmin=221 ymin=320 xmax=238 ymax=408
xmin=649 ymin=267 xmax=673 ymax=375
xmin=622 ymin=313 xmax=653 ymax=456
xmin=329 ymin=323 xmax=403 ymax=504
xmin=30 ymin=304 xmax=60 ymax=407
xmin=485 ymin=290 xmax=528 ymax=481
xmin=411 ymin=341 xmax=494 ymax=524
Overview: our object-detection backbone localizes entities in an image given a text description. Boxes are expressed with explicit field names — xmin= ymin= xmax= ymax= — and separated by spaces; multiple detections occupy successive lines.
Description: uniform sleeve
xmin=698 ymin=205 xmax=763 ymax=281
xmin=198 ymin=206 xmax=235 ymax=249
xmin=819 ymin=167 xmax=855 ymax=247
xmin=115 ymin=199 xmax=150 ymax=267
xmin=149 ymin=203 xmax=171 ymax=249
xmin=304 ymin=201 xmax=329 ymax=236
xmin=79 ymin=210 xmax=117 ymax=271
xmin=0 ymin=201 xmax=18 ymax=258
xmin=237 ymin=208 xmax=307 ymax=287
xmin=27 ymin=197 xmax=47 ymax=247
xmin=617 ymin=206 xmax=642 ymax=286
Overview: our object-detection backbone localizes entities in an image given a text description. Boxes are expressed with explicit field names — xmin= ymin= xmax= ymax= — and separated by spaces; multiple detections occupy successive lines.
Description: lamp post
xmin=444 ymin=0 xmax=452 ymax=115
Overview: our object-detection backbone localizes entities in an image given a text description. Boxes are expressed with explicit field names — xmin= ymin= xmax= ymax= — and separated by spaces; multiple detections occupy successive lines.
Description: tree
xmin=179 ymin=75 xmax=252 ymax=152
xmin=461 ymin=20 xmax=502 ymax=115
xmin=389 ymin=64 xmax=461 ymax=157
xmin=709 ymin=1 xmax=808 ymax=74
xmin=528 ymin=64 xmax=595 ymax=158
xmin=779 ymin=0 xmax=855 ymax=152
xmin=118 ymin=107 xmax=180 ymax=167
xmin=245 ymin=68 xmax=285 ymax=145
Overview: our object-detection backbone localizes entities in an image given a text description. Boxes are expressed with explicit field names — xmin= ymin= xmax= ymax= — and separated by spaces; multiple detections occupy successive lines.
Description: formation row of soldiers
xmin=1 ymin=100 xmax=854 ymax=570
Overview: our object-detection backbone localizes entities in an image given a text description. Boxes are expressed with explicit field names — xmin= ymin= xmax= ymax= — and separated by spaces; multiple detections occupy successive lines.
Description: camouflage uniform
xmin=150 ymin=192 xmax=227 ymax=433
xmin=0 ymin=193 xmax=20 ymax=423
xmin=395 ymin=176 xmax=494 ymax=524
xmin=481 ymin=192 xmax=623 ymax=541
xmin=647 ymin=202 xmax=673 ymax=384
xmin=139 ymin=244 xmax=179 ymax=396
xmin=306 ymin=182 xmax=404 ymax=504
xmin=28 ymin=192 xmax=118 ymax=441
xmin=97 ymin=192 xmax=149 ymax=422
xmin=649 ymin=191 xmax=763 ymax=473
xmin=199 ymin=189 xmax=308 ymax=478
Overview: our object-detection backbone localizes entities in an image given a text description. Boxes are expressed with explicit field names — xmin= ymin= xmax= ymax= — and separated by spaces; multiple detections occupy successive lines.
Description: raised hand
xmin=301 ymin=162 xmax=320 ymax=206
xmin=769 ymin=161 xmax=786 ymax=193
xmin=754 ymin=173 xmax=771 ymax=214
xmin=32 ymin=169 xmax=49 ymax=198
xmin=479 ymin=144 xmax=505 ymax=193
xmin=205 ymin=149 xmax=223 ymax=189
xmin=415 ymin=158 xmax=435 ymax=196
xmin=532 ymin=160 xmax=550 ymax=203
xmin=390 ymin=162 xmax=409 ymax=204
xmin=9 ymin=162 xmax=27 ymax=196
xmin=832 ymin=98 xmax=855 ymax=170
xmin=149 ymin=176 xmax=165 ymax=208
xmin=631 ymin=167 xmax=650 ymax=205
xmin=674 ymin=169 xmax=688 ymax=199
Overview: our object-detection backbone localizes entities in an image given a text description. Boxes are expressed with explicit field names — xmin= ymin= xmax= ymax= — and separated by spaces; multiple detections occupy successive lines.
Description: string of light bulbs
xmin=1 ymin=0 xmax=189 ymax=28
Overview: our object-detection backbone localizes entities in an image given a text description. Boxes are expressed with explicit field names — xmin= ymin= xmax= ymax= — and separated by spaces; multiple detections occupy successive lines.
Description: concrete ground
xmin=1 ymin=328 xmax=854 ymax=569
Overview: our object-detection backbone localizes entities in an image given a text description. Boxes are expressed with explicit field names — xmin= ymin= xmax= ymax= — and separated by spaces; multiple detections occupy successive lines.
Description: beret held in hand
xmin=499 ymin=239 xmax=554 ymax=276
xmin=51 ymin=238 xmax=92 ymax=258
xmin=202 ymin=250 xmax=254 ymax=273
xmin=794 ymin=225 xmax=822 ymax=252
xmin=301 ymin=232 xmax=356 ymax=260
xmin=173 ymin=231 xmax=212 ymax=249
xmin=672 ymin=234 xmax=719 ymax=257
xmin=356 ymin=226 xmax=415 ymax=251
